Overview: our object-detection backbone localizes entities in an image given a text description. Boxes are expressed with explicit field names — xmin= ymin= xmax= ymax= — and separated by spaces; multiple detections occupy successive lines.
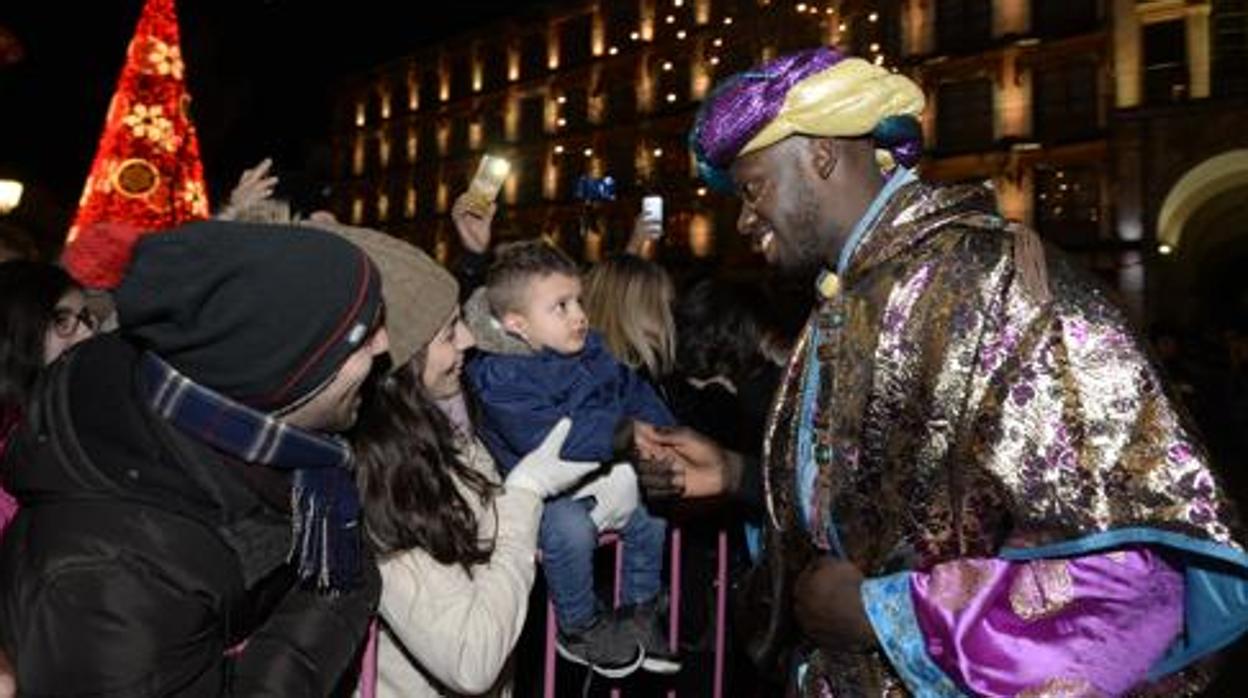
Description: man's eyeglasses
xmin=51 ymin=306 xmax=99 ymax=337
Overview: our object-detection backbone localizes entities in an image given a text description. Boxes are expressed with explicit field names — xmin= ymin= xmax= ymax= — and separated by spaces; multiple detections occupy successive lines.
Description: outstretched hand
xmin=632 ymin=422 xmax=741 ymax=499
xmin=219 ymin=158 xmax=279 ymax=220
xmin=451 ymin=192 xmax=497 ymax=254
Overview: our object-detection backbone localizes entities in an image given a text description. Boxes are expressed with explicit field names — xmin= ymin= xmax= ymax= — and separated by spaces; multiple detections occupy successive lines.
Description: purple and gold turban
xmin=690 ymin=47 xmax=925 ymax=192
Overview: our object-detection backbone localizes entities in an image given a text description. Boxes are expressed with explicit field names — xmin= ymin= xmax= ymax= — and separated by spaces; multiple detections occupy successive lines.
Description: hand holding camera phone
xmin=640 ymin=195 xmax=664 ymax=239
xmin=463 ymin=154 xmax=511 ymax=213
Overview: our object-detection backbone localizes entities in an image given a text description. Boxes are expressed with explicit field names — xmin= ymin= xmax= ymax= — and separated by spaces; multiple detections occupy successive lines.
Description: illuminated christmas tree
xmin=64 ymin=0 xmax=209 ymax=288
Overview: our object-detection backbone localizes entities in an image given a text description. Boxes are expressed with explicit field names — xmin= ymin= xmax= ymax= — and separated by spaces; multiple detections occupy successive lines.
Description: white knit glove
xmin=505 ymin=418 xmax=599 ymax=499
xmin=573 ymin=462 xmax=640 ymax=532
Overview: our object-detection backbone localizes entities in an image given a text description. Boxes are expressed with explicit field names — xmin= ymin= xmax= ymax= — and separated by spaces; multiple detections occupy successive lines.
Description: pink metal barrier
xmin=542 ymin=526 xmax=728 ymax=698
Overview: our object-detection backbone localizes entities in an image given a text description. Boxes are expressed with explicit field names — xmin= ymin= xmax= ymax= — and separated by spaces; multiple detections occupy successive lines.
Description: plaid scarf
xmin=139 ymin=351 xmax=361 ymax=592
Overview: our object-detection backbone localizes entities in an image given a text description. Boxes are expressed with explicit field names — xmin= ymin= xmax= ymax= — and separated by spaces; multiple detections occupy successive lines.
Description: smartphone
xmin=641 ymin=195 xmax=663 ymax=233
xmin=468 ymin=154 xmax=511 ymax=204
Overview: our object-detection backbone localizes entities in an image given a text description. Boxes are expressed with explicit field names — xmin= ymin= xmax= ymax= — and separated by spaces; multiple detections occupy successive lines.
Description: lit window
xmin=689 ymin=213 xmax=714 ymax=257
xmin=352 ymin=135 xmax=365 ymax=176
xmin=378 ymin=134 xmax=391 ymax=167
xmin=437 ymin=122 xmax=450 ymax=154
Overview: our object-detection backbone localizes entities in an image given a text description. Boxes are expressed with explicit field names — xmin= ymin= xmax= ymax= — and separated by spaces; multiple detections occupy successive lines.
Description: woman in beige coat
xmin=337 ymin=223 xmax=627 ymax=696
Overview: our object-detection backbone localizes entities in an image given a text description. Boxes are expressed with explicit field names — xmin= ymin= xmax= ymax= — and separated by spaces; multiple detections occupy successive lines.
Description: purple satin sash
xmin=908 ymin=547 xmax=1183 ymax=696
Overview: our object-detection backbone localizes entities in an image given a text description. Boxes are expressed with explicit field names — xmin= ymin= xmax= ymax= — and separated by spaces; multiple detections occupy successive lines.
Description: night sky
xmin=0 ymin=1 xmax=534 ymax=238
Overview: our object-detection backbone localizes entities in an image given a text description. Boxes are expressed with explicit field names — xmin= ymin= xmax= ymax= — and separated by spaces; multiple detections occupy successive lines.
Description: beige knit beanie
xmin=307 ymin=220 xmax=459 ymax=372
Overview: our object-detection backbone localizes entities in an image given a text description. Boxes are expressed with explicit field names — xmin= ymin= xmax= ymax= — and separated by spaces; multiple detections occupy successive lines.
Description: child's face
xmin=503 ymin=272 xmax=589 ymax=355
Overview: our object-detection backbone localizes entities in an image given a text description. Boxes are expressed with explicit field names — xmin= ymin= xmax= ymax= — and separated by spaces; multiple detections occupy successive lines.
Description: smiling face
xmin=729 ymin=137 xmax=834 ymax=274
xmin=730 ymin=135 xmax=891 ymax=277
xmin=421 ymin=307 xmax=476 ymax=399
xmin=502 ymin=272 xmax=589 ymax=355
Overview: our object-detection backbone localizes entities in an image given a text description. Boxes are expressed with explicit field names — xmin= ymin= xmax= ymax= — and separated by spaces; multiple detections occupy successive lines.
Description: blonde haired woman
xmin=582 ymin=254 xmax=676 ymax=383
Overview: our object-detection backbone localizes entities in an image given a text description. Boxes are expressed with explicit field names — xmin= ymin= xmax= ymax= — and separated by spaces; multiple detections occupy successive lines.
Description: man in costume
xmin=637 ymin=47 xmax=1248 ymax=696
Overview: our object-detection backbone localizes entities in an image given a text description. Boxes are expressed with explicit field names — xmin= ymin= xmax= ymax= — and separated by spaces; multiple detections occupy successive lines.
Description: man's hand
xmin=793 ymin=557 xmax=877 ymax=652
xmin=451 ymin=192 xmax=496 ymax=254
xmin=0 ymin=647 xmax=15 ymax=698
xmin=633 ymin=423 xmax=741 ymax=498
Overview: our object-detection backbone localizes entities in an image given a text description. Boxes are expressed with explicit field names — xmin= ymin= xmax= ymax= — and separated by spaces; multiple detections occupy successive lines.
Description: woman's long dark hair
xmin=0 ymin=261 xmax=78 ymax=409
xmin=352 ymin=349 xmax=499 ymax=572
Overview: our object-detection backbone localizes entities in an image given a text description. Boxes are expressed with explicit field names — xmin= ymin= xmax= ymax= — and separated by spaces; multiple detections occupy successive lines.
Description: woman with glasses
xmin=0 ymin=260 xmax=99 ymax=534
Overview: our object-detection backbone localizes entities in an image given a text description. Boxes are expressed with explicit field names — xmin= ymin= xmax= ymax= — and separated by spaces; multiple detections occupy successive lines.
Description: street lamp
xmin=0 ymin=180 xmax=22 ymax=215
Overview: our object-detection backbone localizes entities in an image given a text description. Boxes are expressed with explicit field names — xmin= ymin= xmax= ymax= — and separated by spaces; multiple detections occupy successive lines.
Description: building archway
xmin=1152 ymin=151 xmax=1248 ymax=334
xmin=1157 ymin=149 xmax=1248 ymax=253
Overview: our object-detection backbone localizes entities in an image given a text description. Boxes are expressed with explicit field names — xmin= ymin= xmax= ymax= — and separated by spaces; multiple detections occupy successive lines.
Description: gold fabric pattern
xmin=1009 ymin=559 xmax=1075 ymax=621
xmin=1018 ymin=677 xmax=1105 ymax=698
xmin=929 ymin=559 xmax=995 ymax=613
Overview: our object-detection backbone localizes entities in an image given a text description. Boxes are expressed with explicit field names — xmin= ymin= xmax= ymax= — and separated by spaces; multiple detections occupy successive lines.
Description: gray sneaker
xmin=620 ymin=600 xmax=682 ymax=674
xmin=556 ymin=613 xmax=645 ymax=679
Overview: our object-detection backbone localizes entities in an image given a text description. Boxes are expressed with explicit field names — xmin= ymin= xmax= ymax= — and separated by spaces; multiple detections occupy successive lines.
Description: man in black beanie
xmin=0 ymin=220 xmax=388 ymax=696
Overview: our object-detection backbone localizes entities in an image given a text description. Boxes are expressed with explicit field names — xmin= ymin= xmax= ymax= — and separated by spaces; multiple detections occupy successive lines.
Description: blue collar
xmin=836 ymin=167 xmax=917 ymax=276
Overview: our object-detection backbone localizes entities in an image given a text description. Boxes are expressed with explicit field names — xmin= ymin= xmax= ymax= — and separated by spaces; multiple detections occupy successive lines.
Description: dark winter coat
xmin=0 ymin=334 xmax=377 ymax=696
